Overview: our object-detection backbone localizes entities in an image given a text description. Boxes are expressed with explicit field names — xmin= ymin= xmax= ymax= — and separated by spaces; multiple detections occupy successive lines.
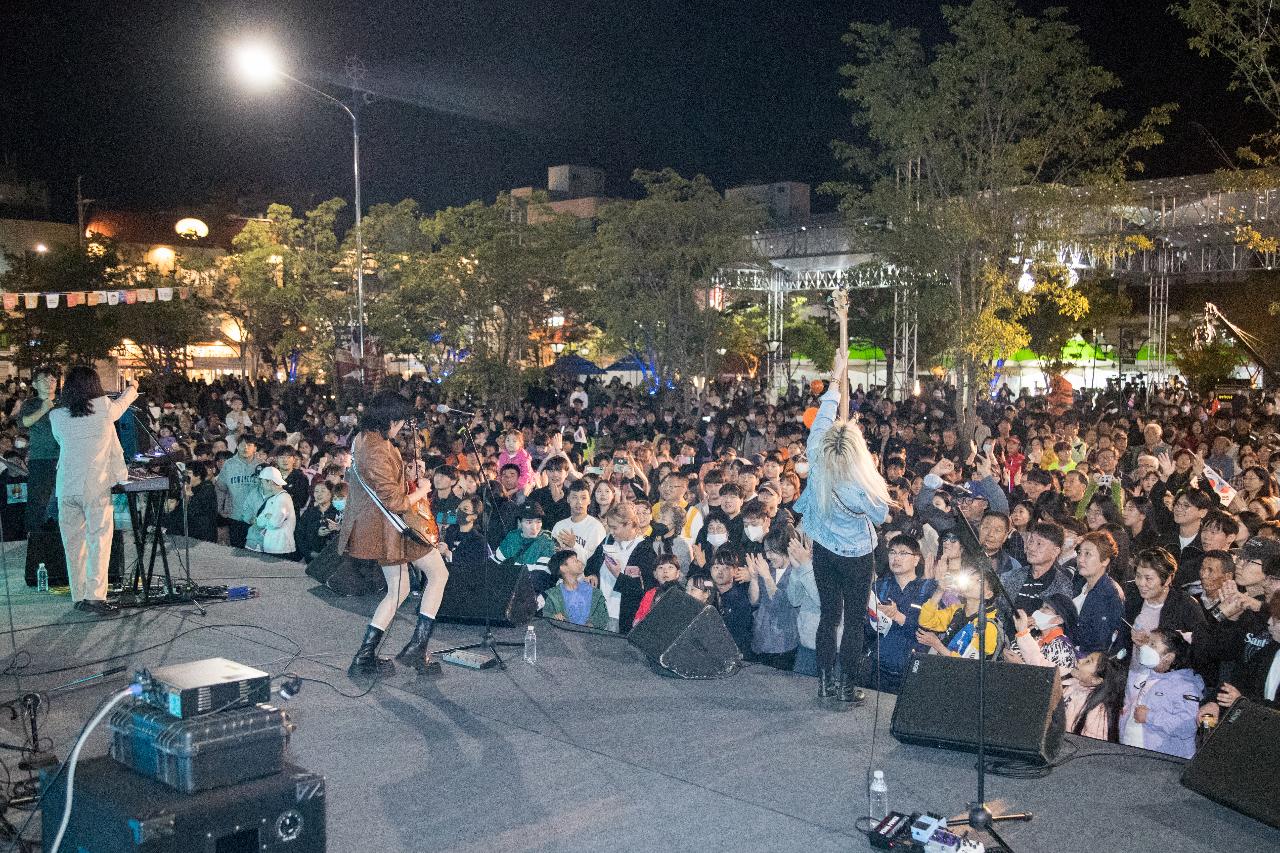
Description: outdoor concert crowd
xmin=4 ymin=370 xmax=1280 ymax=761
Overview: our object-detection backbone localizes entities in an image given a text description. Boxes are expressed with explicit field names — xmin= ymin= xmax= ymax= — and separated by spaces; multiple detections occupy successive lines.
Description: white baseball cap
xmin=258 ymin=466 xmax=286 ymax=486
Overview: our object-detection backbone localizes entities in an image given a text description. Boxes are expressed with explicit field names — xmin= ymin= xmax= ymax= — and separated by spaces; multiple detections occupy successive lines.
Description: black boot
xmin=818 ymin=668 xmax=836 ymax=699
xmin=396 ymin=613 xmax=441 ymax=673
xmin=349 ymin=625 xmax=395 ymax=675
xmin=836 ymin=673 xmax=866 ymax=707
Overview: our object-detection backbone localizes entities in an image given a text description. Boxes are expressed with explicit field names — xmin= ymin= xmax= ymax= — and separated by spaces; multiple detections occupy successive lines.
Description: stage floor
xmin=0 ymin=537 xmax=1274 ymax=853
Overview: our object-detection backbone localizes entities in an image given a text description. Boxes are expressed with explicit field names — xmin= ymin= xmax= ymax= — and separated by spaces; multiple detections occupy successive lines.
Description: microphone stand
xmin=433 ymin=417 xmax=523 ymax=669
xmin=944 ymin=506 xmax=1033 ymax=852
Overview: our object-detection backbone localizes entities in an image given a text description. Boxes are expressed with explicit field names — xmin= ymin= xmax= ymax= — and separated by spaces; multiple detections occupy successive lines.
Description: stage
xmin=0 ymin=538 xmax=1274 ymax=853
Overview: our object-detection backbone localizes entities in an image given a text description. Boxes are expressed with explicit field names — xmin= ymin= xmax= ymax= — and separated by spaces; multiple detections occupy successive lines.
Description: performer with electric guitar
xmin=339 ymin=392 xmax=449 ymax=674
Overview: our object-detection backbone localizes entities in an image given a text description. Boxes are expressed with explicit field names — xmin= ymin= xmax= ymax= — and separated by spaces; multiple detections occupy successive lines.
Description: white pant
xmin=58 ymin=492 xmax=114 ymax=603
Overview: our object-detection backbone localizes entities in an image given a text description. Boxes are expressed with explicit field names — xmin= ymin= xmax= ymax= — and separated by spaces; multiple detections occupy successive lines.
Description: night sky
xmin=1 ymin=1 xmax=1267 ymax=221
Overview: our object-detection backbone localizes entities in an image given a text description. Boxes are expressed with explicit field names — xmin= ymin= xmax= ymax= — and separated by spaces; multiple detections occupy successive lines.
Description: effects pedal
xmin=442 ymin=649 xmax=498 ymax=669
xmin=869 ymin=811 xmax=921 ymax=849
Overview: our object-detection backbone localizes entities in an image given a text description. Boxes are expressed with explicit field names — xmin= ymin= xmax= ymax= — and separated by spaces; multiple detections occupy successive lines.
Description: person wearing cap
xmin=495 ymin=501 xmax=558 ymax=594
xmin=245 ymin=466 xmax=297 ymax=559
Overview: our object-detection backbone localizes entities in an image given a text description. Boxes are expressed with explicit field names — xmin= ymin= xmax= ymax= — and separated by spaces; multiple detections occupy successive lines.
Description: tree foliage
xmin=1171 ymin=326 xmax=1247 ymax=392
xmin=827 ymin=0 xmax=1173 ymax=424
xmin=217 ymin=199 xmax=350 ymax=384
xmin=1172 ymin=0 xmax=1280 ymax=160
xmin=1020 ymin=276 xmax=1131 ymax=378
xmin=0 ymin=243 xmax=128 ymax=368
xmin=573 ymin=169 xmax=765 ymax=390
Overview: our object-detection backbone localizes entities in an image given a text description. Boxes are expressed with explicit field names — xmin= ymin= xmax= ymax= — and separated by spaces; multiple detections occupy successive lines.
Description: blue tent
xmin=604 ymin=355 xmax=650 ymax=372
xmin=550 ymin=354 xmax=604 ymax=375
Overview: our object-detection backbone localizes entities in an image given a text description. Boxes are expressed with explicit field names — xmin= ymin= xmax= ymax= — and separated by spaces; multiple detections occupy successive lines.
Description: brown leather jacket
xmin=338 ymin=431 xmax=431 ymax=565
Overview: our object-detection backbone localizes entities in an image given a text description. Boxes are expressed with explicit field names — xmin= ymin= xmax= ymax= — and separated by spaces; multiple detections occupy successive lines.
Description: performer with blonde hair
xmin=793 ymin=349 xmax=892 ymax=706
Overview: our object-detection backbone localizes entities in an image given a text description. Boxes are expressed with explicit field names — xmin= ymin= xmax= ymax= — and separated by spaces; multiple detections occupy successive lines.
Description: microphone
xmin=435 ymin=404 xmax=475 ymax=417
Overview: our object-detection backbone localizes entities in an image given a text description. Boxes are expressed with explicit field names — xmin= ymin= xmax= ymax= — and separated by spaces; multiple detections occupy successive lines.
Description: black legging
xmin=812 ymin=541 xmax=875 ymax=674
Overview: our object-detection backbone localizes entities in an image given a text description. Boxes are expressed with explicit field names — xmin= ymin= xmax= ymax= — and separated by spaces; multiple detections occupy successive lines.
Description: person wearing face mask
xmin=740 ymin=503 xmax=770 ymax=556
xmin=439 ymin=496 xmax=488 ymax=571
xmin=1008 ymin=594 xmax=1080 ymax=673
xmin=1119 ymin=628 xmax=1204 ymax=758
xmin=691 ymin=514 xmax=732 ymax=572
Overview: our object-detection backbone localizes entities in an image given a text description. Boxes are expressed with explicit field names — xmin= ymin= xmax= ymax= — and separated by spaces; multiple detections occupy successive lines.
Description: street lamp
xmin=232 ymin=39 xmax=367 ymax=384
xmin=766 ymin=339 xmax=782 ymax=355
xmin=550 ymin=341 xmax=566 ymax=355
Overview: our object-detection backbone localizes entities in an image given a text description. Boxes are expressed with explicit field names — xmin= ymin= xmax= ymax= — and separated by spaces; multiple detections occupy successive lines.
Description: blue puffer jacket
xmin=795 ymin=387 xmax=889 ymax=558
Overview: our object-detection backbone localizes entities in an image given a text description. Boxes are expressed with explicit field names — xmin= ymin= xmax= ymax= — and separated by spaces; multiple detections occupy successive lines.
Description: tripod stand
xmin=944 ymin=506 xmax=1034 ymax=852
xmin=431 ymin=417 xmax=524 ymax=669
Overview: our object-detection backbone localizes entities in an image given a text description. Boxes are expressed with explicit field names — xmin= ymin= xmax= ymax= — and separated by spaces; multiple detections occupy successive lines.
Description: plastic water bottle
xmin=869 ymin=770 xmax=889 ymax=823
xmin=523 ymin=625 xmax=537 ymax=665
xmin=36 ymin=563 xmax=49 ymax=593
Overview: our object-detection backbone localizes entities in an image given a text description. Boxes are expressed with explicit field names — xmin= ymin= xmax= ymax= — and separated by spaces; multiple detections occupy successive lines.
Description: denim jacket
xmin=795 ymin=387 xmax=888 ymax=557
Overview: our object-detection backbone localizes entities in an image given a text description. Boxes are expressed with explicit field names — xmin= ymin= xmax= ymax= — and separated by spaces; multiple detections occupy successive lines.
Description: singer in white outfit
xmin=49 ymin=366 xmax=138 ymax=614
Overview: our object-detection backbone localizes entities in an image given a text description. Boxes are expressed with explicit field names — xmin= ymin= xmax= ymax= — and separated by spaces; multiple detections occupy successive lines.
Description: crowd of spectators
xmin=4 ymin=370 xmax=1280 ymax=759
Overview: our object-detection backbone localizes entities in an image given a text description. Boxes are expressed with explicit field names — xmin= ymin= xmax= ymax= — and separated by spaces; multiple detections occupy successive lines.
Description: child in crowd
xmin=1120 ymin=628 xmax=1204 ymax=758
xmin=632 ymin=555 xmax=683 ymax=626
xmin=542 ymin=550 xmax=609 ymax=629
xmin=1063 ymin=651 xmax=1126 ymax=742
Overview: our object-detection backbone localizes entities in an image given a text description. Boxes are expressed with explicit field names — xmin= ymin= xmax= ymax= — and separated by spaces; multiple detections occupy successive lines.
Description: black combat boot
xmin=349 ymin=625 xmax=395 ymax=675
xmin=395 ymin=613 xmax=441 ymax=673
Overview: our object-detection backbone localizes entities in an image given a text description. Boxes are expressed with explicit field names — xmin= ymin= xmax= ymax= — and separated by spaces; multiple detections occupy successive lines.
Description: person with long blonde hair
xmin=793 ymin=350 xmax=891 ymax=706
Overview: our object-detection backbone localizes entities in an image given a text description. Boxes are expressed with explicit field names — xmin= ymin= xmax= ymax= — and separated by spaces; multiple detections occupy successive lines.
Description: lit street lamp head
xmin=232 ymin=42 xmax=282 ymax=88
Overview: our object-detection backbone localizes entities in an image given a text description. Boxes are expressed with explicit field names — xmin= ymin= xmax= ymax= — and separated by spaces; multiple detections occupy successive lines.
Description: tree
xmin=1172 ymin=0 xmax=1280 ymax=161
xmin=0 ymin=243 xmax=127 ymax=369
xmin=115 ymin=277 xmax=215 ymax=394
xmin=1021 ymin=276 xmax=1131 ymax=381
xmin=827 ymin=0 xmax=1172 ymax=428
xmin=575 ymin=169 xmax=766 ymax=392
xmin=1171 ymin=327 xmax=1247 ymax=392
xmin=365 ymin=193 xmax=583 ymax=401
xmin=217 ymin=199 xmax=350 ymax=388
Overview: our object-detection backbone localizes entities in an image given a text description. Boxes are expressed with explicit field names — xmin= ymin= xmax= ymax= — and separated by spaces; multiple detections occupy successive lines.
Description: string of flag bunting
xmin=0 ymin=287 xmax=192 ymax=311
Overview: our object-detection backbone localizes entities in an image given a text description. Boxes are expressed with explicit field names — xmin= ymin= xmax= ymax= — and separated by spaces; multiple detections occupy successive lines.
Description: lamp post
xmin=232 ymin=41 xmax=366 ymax=384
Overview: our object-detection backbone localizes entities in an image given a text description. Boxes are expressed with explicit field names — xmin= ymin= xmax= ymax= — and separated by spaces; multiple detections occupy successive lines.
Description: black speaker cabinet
xmin=25 ymin=528 xmax=123 ymax=587
xmin=627 ymin=589 xmax=743 ymax=679
xmin=1182 ymin=698 xmax=1280 ymax=829
xmin=42 ymin=756 xmax=325 ymax=852
xmin=891 ymin=653 xmax=1064 ymax=765
xmin=436 ymin=560 xmax=536 ymax=628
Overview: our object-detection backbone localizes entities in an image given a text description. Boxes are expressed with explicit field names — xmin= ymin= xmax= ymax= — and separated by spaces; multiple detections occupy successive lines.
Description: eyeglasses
xmin=887 ymin=550 xmax=918 ymax=558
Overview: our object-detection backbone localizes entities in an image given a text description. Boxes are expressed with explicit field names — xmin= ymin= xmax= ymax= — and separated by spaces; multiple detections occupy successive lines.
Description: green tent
xmin=847 ymin=341 xmax=887 ymax=360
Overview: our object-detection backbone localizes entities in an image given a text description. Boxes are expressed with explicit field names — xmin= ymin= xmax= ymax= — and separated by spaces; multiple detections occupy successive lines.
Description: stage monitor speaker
xmin=626 ymin=589 xmax=743 ymax=679
xmin=436 ymin=560 xmax=536 ymax=628
xmin=25 ymin=529 xmax=123 ymax=588
xmin=1181 ymin=698 xmax=1280 ymax=829
xmin=891 ymin=653 xmax=1064 ymax=765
